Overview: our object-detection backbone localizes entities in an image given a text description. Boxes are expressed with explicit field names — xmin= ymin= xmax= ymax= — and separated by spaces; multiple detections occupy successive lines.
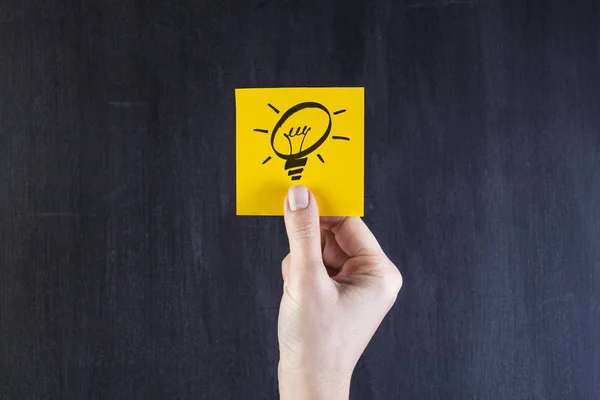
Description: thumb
xmin=283 ymin=185 xmax=326 ymax=279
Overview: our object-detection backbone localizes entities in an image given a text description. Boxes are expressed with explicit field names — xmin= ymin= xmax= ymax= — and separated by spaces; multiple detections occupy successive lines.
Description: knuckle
xmin=382 ymin=263 xmax=403 ymax=298
xmin=291 ymin=221 xmax=318 ymax=240
xmin=281 ymin=254 xmax=291 ymax=278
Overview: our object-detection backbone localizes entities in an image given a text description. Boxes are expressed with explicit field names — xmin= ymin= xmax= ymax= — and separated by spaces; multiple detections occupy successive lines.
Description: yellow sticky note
xmin=236 ymin=87 xmax=364 ymax=216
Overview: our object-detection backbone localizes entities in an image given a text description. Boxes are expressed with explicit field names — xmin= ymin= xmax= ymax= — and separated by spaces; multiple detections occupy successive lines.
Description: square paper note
xmin=236 ymin=87 xmax=364 ymax=216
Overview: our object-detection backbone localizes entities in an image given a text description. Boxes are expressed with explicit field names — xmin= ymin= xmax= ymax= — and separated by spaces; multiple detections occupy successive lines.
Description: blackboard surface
xmin=1 ymin=1 xmax=599 ymax=399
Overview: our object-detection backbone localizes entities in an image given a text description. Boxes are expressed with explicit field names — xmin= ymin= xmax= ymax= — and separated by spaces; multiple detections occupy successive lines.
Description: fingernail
xmin=288 ymin=185 xmax=309 ymax=211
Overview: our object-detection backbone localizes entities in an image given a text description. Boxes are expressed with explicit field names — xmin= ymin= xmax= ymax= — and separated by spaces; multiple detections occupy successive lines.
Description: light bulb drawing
xmin=254 ymin=101 xmax=350 ymax=181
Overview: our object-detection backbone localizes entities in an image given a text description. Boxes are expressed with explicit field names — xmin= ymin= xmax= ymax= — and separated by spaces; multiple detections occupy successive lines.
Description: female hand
xmin=278 ymin=186 xmax=403 ymax=400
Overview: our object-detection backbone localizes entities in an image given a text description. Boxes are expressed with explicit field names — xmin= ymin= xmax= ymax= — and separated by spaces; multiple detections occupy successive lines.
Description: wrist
xmin=278 ymin=362 xmax=352 ymax=400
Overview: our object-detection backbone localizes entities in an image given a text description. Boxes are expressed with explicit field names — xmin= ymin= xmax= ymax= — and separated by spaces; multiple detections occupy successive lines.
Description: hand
xmin=277 ymin=186 xmax=403 ymax=400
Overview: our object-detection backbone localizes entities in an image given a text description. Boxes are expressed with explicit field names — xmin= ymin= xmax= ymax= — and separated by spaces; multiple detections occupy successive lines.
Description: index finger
xmin=320 ymin=216 xmax=383 ymax=258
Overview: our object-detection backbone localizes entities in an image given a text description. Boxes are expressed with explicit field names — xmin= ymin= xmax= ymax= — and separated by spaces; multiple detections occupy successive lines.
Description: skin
xmin=278 ymin=186 xmax=403 ymax=399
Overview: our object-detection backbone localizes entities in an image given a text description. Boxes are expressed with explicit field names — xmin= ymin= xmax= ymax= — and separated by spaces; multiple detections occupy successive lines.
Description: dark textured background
xmin=1 ymin=0 xmax=599 ymax=399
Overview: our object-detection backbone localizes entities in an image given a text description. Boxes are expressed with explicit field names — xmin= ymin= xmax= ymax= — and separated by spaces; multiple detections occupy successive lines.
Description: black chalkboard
xmin=1 ymin=1 xmax=599 ymax=399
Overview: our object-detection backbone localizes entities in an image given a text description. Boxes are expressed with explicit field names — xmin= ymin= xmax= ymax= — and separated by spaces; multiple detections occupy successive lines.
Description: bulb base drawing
xmin=285 ymin=158 xmax=307 ymax=181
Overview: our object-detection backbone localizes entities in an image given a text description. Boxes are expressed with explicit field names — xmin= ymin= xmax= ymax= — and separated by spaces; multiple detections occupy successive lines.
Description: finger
xmin=283 ymin=186 xmax=327 ymax=281
xmin=320 ymin=216 xmax=383 ymax=258
xmin=321 ymin=229 xmax=349 ymax=269
xmin=281 ymin=253 xmax=290 ymax=282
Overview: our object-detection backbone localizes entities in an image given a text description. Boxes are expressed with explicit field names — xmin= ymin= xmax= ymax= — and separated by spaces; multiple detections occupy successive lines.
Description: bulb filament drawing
xmin=254 ymin=101 xmax=350 ymax=181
